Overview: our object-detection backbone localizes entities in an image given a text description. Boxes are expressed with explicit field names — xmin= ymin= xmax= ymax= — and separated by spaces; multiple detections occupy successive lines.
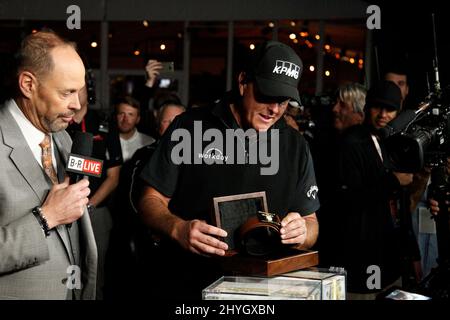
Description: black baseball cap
xmin=250 ymin=41 xmax=303 ymax=107
xmin=366 ymin=80 xmax=402 ymax=111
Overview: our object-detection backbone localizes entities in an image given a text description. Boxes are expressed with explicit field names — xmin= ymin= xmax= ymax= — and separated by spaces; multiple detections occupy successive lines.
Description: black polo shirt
xmin=140 ymin=94 xmax=319 ymax=224
xmin=139 ymin=94 xmax=319 ymax=299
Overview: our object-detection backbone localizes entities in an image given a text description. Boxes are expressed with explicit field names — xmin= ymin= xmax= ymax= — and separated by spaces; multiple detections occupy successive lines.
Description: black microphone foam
xmin=69 ymin=131 xmax=93 ymax=184
xmin=71 ymin=131 xmax=93 ymax=156
xmin=378 ymin=109 xmax=417 ymax=139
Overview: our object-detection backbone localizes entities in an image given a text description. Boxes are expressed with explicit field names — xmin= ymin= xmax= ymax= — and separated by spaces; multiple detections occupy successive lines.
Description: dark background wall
xmin=373 ymin=0 xmax=449 ymax=106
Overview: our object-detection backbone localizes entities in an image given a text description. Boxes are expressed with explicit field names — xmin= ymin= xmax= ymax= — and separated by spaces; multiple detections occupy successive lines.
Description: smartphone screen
xmin=161 ymin=61 xmax=174 ymax=73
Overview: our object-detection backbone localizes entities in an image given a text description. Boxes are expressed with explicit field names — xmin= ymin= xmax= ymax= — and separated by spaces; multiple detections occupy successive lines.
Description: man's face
xmin=332 ymin=99 xmax=363 ymax=131
xmin=32 ymin=46 xmax=85 ymax=132
xmin=238 ymin=77 xmax=289 ymax=132
xmin=385 ymin=73 xmax=409 ymax=102
xmin=368 ymin=106 xmax=398 ymax=130
xmin=116 ymin=103 xmax=140 ymax=134
xmin=159 ymin=105 xmax=184 ymax=136
xmin=72 ymin=85 xmax=88 ymax=124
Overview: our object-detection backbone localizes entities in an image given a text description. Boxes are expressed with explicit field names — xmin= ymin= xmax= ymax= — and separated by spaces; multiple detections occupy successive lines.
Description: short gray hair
xmin=17 ymin=30 xmax=77 ymax=80
xmin=157 ymin=103 xmax=185 ymax=126
xmin=337 ymin=83 xmax=367 ymax=114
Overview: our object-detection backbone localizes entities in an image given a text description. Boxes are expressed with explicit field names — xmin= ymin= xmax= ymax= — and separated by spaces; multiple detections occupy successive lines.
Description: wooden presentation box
xmin=212 ymin=191 xmax=318 ymax=276
xmin=217 ymin=248 xmax=319 ymax=277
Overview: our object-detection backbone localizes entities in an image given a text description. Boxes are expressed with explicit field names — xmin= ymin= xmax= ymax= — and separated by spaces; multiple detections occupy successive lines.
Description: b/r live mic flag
xmin=66 ymin=154 xmax=103 ymax=177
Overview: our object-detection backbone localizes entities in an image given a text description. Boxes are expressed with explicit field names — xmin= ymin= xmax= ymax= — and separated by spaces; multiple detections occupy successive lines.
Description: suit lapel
xmin=0 ymin=107 xmax=49 ymax=203
xmin=53 ymin=132 xmax=71 ymax=183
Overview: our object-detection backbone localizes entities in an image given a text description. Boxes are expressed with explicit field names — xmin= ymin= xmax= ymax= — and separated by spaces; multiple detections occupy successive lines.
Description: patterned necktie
xmin=39 ymin=134 xmax=59 ymax=184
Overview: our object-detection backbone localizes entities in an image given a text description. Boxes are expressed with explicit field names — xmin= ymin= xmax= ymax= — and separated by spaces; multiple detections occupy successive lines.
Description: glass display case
xmin=203 ymin=268 xmax=346 ymax=300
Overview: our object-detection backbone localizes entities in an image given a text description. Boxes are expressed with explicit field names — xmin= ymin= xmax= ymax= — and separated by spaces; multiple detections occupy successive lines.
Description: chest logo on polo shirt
xmin=198 ymin=147 xmax=228 ymax=162
xmin=170 ymin=121 xmax=280 ymax=175
xmin=306 ymin=185 xmax=319 ymax=199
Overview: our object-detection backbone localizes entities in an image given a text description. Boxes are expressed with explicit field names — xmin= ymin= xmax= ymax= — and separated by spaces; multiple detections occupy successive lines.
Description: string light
xmin=325 ymin=70 xmax=331 ymax=77
xmin=90 ymin=41 xmax=98 ymax=48
xmin=299 ymin=31 xmax=308 ymax=37
xmin=143 ymin=20 xmax=149 ymax=27
xmin=289 ymin=33 xmax=297 ymax=40
xmin=315 ymin=34 xmax=320 ymax=40
xmin=268 ymin=22 xmax=275 ymax=28
xmin=249 ymin=43 xmax=255 ymax=50
xmin=160 ymin=44 xmax=166 ymax=50
xmin=324 ymin=44 xmax=331 ymax=51
xmin=309 ymin=65 xmax=315 ymax=72
xmin=349 ymin=57 xmax=355 ymax=64
xmin=290 ymin=21 xmax=296 ymax=27
xmin=134 ymin=49 xmax=140 ymax=56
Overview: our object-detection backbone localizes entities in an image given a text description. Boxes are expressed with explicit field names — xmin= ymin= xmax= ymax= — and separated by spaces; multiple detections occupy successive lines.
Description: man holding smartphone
xmin=138 ymin=59 xmax=175 ymax=137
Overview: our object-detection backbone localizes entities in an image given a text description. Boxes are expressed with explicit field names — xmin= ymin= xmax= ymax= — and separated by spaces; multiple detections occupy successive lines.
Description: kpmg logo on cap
xmin=273 ymin=60 xmax=300 ymax=79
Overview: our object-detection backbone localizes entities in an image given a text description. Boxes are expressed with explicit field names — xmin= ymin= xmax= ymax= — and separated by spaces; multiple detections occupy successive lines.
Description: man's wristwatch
xmin=32 ymin=206 xmax=51 ymax=237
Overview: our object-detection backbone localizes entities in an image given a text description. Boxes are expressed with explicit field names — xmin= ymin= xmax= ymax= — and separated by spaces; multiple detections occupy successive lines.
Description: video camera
xmin=382 ymin=89 xmax=450 ymax=173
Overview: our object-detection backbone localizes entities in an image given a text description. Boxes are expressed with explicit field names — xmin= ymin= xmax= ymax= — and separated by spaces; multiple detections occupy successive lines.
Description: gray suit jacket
xmin=0 ymin=101 xmax=97 ymax=300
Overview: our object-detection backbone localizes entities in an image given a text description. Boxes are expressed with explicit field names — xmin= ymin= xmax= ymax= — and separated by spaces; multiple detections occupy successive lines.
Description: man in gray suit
xmin=0 ymin=30 xmax=97 ymax=299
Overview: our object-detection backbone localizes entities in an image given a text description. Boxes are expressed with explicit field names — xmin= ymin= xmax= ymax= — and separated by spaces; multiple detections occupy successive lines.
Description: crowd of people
xmin=0 ymin=29 xmax=448 ymax=301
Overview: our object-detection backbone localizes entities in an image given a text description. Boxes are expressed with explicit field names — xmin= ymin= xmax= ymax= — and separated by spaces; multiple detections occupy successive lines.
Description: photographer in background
xmin=384 ymin=66 xmax=409 ymax=110
xmin=334 ymin=80 xmax=418 ymax=299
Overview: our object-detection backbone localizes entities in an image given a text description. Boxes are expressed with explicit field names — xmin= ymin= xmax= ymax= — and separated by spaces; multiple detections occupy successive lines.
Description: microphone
xmin=378 ymin=100 xmax=432 ymax=139
xmin=65 ymin=131 xmax=103 ymax=227
xmin=66 ymin=131 xmax=103 ymax=183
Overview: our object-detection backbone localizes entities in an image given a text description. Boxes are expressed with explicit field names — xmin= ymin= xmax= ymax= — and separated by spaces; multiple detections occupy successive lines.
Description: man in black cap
xmin=331 ymin=80 xmax=414 ymax=299
xmin=138 ymin=41 xmax=319 ymax=299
